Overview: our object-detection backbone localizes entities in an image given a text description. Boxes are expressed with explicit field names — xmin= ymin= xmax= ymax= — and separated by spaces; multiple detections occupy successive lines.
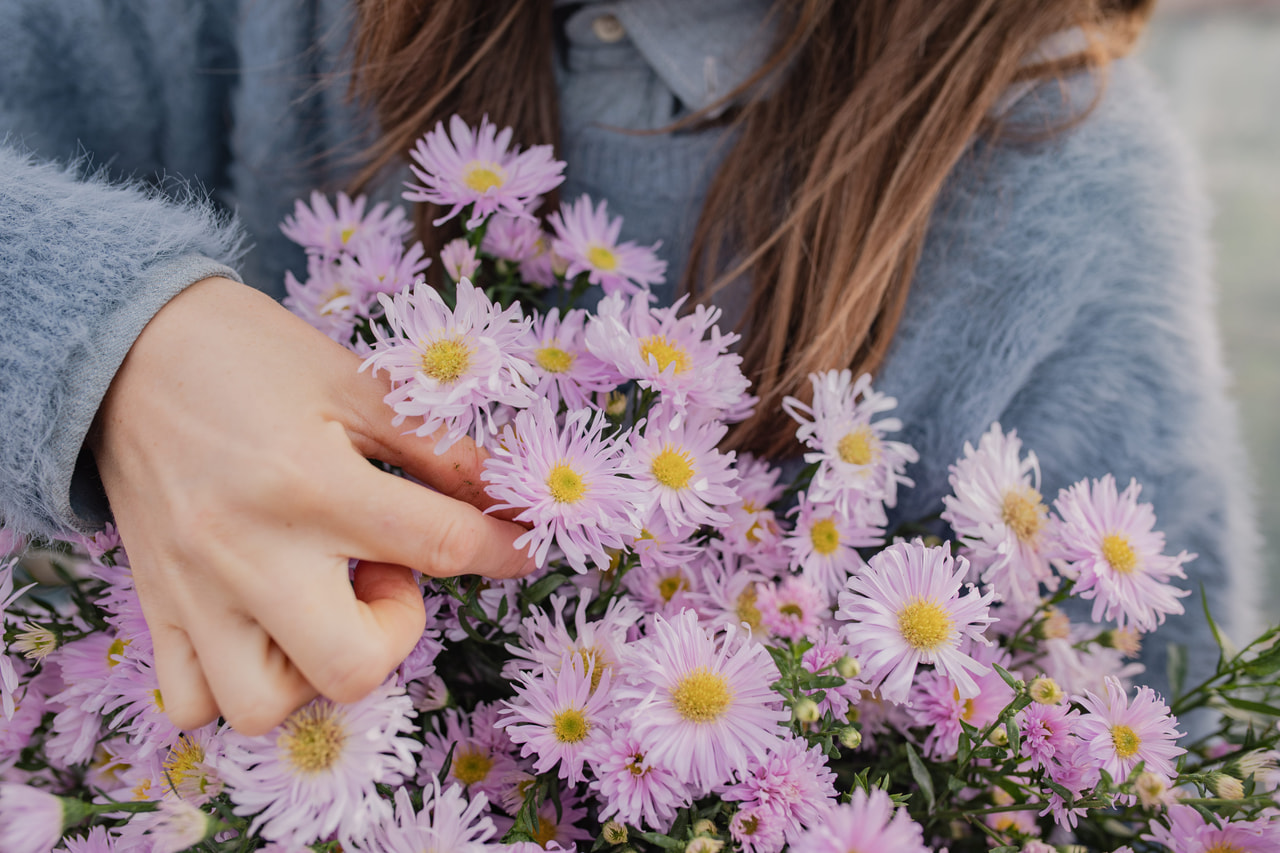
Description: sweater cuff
xmin=56 ymin=255 xmax=244 ymax=532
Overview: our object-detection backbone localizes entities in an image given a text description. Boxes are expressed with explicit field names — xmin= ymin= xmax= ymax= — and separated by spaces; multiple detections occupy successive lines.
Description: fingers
xmin=333 ymin=457 xmax=536 ymax=581
xmin=245 ymin=559 xmax=425 ymax=706
xmin=338 ymin=365 xmax=497 ymax=509
xmin=150 ymin=622 xmax=218 ymax=732
xmin=183 ymin=606 xmax=319 ymax=737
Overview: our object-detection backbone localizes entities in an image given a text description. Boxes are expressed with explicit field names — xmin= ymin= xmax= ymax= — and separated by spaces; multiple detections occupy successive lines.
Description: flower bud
xmin=793 ymin=697 xmax=821 ymax=724
xmin=1211 ymin=772 xmax=1245 ymax=800
xmin=601 ymin=821 xmax=629 ymax=844
xmin=692 ymin=818 xmax=717 ymax=836
xmin=988 ymin=726 xmax=1009 ymax=747
xmin=605 ymin=390 xmax=628 ymax=418
xmin=685 ymin=838 xmax=724 ymax=853
xmin=1029 ymin=676 xmax=1065 ymax=705
xmin=1135 ymin=771 xmax=1172 ymax=809
xmin=839 ymin=726 xmax=863 ymax=750
xmin=1035 ymin=607 xmax=1071 ymax=640
xmin=835 ymin=655 xmax=861 ymax=679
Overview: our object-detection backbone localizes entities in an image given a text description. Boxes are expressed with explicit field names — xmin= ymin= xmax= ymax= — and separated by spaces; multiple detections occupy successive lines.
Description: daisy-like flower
xmin=629 ymin=403 xmax=740 ymax=532
xmin=585 ymin=723 xmax=690 ymax=832
xmin=417 ymin=704 xmax=517 ymax=805
xmin=729 ymin=804 xmax=787 ymax=853
xmin=1144 ymin=804 xmax=1280 ymax=852
xmin=482 ymin=401 xmax=641 ymax=573
xmin=549 ymin=194 xmax=666 ymax=296
xmin=362 ymin=278 xmax=536 ymax=453
xmin=502 ymin=591 xmax=640 ymax=688
xmin=721 ymin=734 xmax=838 ymax=848
xmin=217 ymin=682 xmax=420 ymax=849
xmin=501 ymin=652 xmax=614 ymax=785
xmin=439 ymin=237 xmax=480 ymax=283
xmin=56 ymin=826 xmax=117 ymax=853
xmin=1017 ymin=697 xmax=1079 ymax=772
xmin=362 ymin=781 xmax=497 ymax=853
xmin=524 ymin=308 xmax=618 ymax=412
xmin=344 ymin=232 xmax=430 ymax=296
xmin=790 ymin=787 xmax=930 ymax=853
xmin=694 ymin=552 xmax=771 ymax=636
xmin=624 ymin=554 xmax=704 ymax=617
xmin=782 ymin=494 xmax=880 ymax=598
xmin=908 ymin=643 xmax=1015 ymax=760
xmin=280 ymin=191 xmax=410 ymax=258
xmin=942 ymin=423 xmax=1058 ymax=622
xmin=782 ymin=370 xmax=918 ymax=511
xmin=756 ymin=575 xmax=828 ymax=643
xmin=1051 ymin=475 xmax=1192 ymax=632
xmin=614 ymin=611 xmax=788 ymax=793
xmin=836 ymin=540 xmax=996 ymax=704
xmin=585 ymin=292 xmax=752 ymax=418
xmin=1 ymin=559 xmax=34 ymax=719
xmin=721 ymin=453 xmax=786 ymax=558
xmin=113 ymin=798 xmax=218 ymax=853
xmin=404 ymin=114 xmax=565 ymax=230
xmin=1074 ymin=676 xmax=1184 ymax=786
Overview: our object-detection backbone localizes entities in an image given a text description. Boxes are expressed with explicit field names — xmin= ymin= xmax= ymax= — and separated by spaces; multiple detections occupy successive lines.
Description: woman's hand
xmin=92 ymin=276 xmax=534 ymax=736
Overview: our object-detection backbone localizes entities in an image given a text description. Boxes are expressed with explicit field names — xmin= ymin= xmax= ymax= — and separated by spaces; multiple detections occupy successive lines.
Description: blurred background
xmin=1141 ymin=0 xmax=1280 ymax=625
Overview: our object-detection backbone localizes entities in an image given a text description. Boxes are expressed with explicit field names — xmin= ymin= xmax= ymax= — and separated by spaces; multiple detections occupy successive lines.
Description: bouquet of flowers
xmin=2 ymin=116 xmax=1279 ymax=853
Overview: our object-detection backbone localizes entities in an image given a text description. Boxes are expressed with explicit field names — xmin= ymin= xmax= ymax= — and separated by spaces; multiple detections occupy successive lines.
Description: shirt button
xmin=591 ymin=13 xmax=626 ymax=44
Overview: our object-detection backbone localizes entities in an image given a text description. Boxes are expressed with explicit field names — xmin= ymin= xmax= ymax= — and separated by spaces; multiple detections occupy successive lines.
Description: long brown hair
xmin=349 ymin=0 xmax=1154 ymax=455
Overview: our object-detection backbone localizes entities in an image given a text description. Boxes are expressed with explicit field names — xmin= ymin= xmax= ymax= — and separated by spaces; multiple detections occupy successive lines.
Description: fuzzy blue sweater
xmin=0 ymin=1 xmax=1260 ymax=693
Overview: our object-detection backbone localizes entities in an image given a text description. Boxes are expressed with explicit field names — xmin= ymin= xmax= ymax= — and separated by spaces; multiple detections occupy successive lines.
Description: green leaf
xmin=1201 ymin=585 xmax=1226 ymax=672
xmin=904 ymin=742 xmax=935 ymax=811
xmin=1005 ymin=718 xmax=1020 ymax=756
xmin=632 ymin=831 xmax=685 ymax=849
xmin=523 ymin=572 xmax=570 ymax=605
xmin=1243 ymin=642 xmax=1280 ymax=679
xmin=992 ymin=662 xmax=1019 ymax=691
xmin=1222 ymin=696 xmax=1280 ymax=717
xmin=1167 ymin=642 xmax=1188 ymax=700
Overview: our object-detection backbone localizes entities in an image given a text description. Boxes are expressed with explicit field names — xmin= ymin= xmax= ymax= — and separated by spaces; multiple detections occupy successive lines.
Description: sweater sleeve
xmin=0 ymin=1 xmax=247 ymax=537
xmin=878 ymin=60 xmax=1261 ymax=698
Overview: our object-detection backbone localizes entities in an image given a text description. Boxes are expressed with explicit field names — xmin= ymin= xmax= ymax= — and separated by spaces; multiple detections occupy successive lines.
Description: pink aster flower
xmin=1017 ymin=698 xmax=1080 ymax=772
xmin=344 ymin=232 xmax=430 ymax=296
xmin=782 ymin=494 xmax=880 ymax=598
xmin=481 ymin=209 xmax=544 ymax=263
xmin=693 ymin=552 xmax=772 ymax=636
xmin=439 ymin=237 xmax=480 ymax=283
xmin=721 ymin=734 xmax=837 ymax=848
xmin=631 ymin=510 xmax=704 ymax=575
xmin=404 ymin=114 xmax=565 ymax=230
xmin=584 ymin=291 xmax=752 ymax=419
xmin=628 ymin=403 xmax=740 ymax=532
xmin=585 ymin=723 xmax=690 ymax=832
xmin=1051 ymin=475 xmax=1192 ymax=632
xmin=1 ymin=560 xmax=34 ymax=719
xmin=365 ymin=781 xmax=498 ymax=853
xmin=280 ymin=191 xmax=410 ymax=259
xmin=908 ymin=643 xmax=1015 ymax=760
xmin=502 ymin=591 xmax=639 ymax=687
xmin=417 ymin=704 xmax=518 ymax=805
xmin=614 ymin=611 xmax=788 ymax=794
xmin=216 ymin=682 xmax=420 ymax=849
xmin=362 ymin=278 xmax=536 ymax=453
xmin=524 ymin=307 xmax=618 ymax=412
xmin=782 ymin=370 xmax=918 ymax=511
xmin=482 ymin=401 xmax=642 ymax=573
xmin=721 ymin=453 xmax=787 ymax=558
xmin=799 ymin=628 xmax=868 ymax=722
xmin=942 ymin=423 xmax=1059 ymax=622
xmin=1144 ymin=804 xmax=1280 ymax=853
xmin=0 ymin=784 xmax=64 ymax=853
xmin=56 ymin=826 xmax=117 ymax=853
xmin=791 ymin=787 xmax=930 ymax=853
xmin=836 ymin=540 xmax=996 ymax=704
xmin=756 ymin=575 xmax=828 ymax=642
xmin=729 ymin=804 xmax=787 ymax=853
xmin=1074 ymin=676 xmax=1184 ymax=785
xmin=113 ymin=798 xmax=216 ymax=853
xmin=501 ymin=652 xmax=615 ymax=785
xmin=624 ymin=556 xmax=704 ymax=617
xmin=549 ymin=194 xmax=666 ymax=296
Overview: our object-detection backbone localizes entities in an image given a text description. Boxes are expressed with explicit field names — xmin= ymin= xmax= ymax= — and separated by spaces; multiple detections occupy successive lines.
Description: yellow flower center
xmin=779 ymin=603 xmax=804 ymax=619
xmin=152 ymin=689 xmax=164 ymax=712
xmin=132 ymin=779 xmax=153 ymax=801
xmin=1204 ymin=844 xmax=1246 ymax=853
xmin=577 ymin=646 xmax=609 ymax=692
xmin=671 ymin=667 xmax=732 ymax=723
xmin=587 ymin=245 xmax=619 ymax=271
xmin=279 ymin=703 xmax=347 ymax=774
xmin=961 ymin=697 xmax=976 ymax=722
xmin=651 ymin=446 xmax=695 ymax=490
xmin=463 ymin=162 xmax=505 ymax=193
xmin=809 ymin=518 xmax=840 ymax=555
xmin=1111 ymin=724 xmax=1141 ymax=758
xmin=552 ymin=709 xmax=590 ymax=744
xmin=107 ymin=637 xmax=130 ymax=668
xmin=535 ymin=345 xmax=575 ymax=374
xmin=547 ymin=463 xmax=587 ymax=503
xmin=837 ymin=426 xmax=875 ymax=465
xmin=163 ymin=735 xmax=208 ymax=795
xmin=638 ymin=335 xmax=691 ymax=374
xmin=735 ymin=588 xmax=763 ymax=631
xmin=626 ymin=751 xmax=650 ymax=776
xmin=339 ymin=226 xmax=356 ymax=244
xmin=451 ymin=745 xmax=495 ymax=786
xmin=896 ymin=599 xmax=954 ymax=651
xmin=657 ymin=573 xmax=688 ymax=603
xmin=420 ymin=337 xmax=472 ymax=383
xmin=533 ymin=816 xmax=558 ymax=846
xmin=1102 ymin=533 xmax=1138 ymax=574
xmin=1001 ymin=487 xmax=1045 ymax=543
